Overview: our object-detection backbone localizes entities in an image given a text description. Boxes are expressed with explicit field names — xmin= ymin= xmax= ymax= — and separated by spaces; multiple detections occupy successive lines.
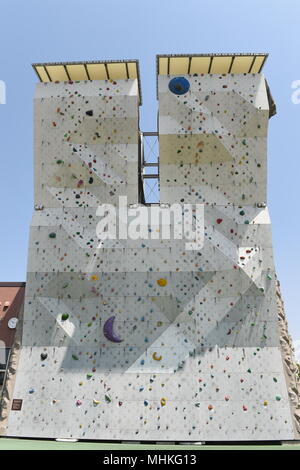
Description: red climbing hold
xmin=216 ymin=219 xmax=223 ymax=224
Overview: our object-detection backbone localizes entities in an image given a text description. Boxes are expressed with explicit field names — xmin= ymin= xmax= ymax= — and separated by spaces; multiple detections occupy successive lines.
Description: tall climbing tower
xmin=4 ymin=54 xmax=300 ymax=441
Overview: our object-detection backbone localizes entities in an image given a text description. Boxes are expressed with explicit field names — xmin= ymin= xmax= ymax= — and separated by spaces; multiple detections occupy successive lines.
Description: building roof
xmin=157 ymin=53 xmax=268 ymax=76
xmin=156 ymin=53 xmax=268 ymax=98
xmin=32 ymin=59 xmax=142 ymax=105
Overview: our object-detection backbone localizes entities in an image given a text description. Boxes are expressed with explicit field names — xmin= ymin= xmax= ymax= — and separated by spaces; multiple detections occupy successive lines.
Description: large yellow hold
xmin=157 ymin=278 xmax=167 ymax=287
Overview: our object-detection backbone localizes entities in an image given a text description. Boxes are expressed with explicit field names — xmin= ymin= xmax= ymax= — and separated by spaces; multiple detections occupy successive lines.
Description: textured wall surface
xmin=6 ymin=73 xmax=298 ymax=440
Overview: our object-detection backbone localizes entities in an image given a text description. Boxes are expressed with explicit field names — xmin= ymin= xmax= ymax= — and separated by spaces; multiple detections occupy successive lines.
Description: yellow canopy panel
xmin=157 ymin=53 xmax=268 ymax=76
xmin=32 ymin=59 xmax=142 ymax=105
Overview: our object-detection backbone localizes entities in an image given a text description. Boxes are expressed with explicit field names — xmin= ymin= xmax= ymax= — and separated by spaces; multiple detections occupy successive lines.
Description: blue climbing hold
xmin=168 ymin=77 xmax=190 ymax=95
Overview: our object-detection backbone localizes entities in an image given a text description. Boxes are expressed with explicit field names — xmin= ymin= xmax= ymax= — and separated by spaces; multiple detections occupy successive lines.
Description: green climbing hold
xmin=239 ymin=210 xmax=245 ymax=216
xmin=49 ymin=232 xmax=56 ymax=238
xmin=61 ymin=313 xmax=69 ymax=321
xmin=86 ymin=373 xmax=93 ymax=379
xmin=105 ymin=394 xmax=112 ymax=403
xmin=275 ymin=395 xmax=281 ymax=401
xmin=267 ymin=274 xmax=272 ymax=280
xmin=56 ymin=159 xmax=63 ymax=164
xmin=72 ymin=354 xmax=79 ymax=360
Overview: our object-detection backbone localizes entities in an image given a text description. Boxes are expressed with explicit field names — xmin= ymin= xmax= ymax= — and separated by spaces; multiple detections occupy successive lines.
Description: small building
xmin=0 ymin=283 xmax=25 ymax=412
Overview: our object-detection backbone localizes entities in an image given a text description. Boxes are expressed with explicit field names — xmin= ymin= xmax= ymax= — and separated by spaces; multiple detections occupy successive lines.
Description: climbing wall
xmin=6 ymin=68 xmax=298 ymax=441
xmin=156 ymin=72 xmax=297 ymax=439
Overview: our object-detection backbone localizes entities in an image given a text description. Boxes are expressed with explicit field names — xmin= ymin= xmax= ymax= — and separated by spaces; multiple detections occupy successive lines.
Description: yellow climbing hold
xmin=152 ymin=352 xmax=162 ymax=361
xmin=93 ymin=399 xmax=101 ymax=405
xmin=160 ymin=397 xmax=167 ymax=407
xmin=157 ymin=278 xmax=167 ymax=287
xmin=263 ymin=400 xmax=268 ymax=406
xmin=90 ymin=275 xmax=99 ymax=281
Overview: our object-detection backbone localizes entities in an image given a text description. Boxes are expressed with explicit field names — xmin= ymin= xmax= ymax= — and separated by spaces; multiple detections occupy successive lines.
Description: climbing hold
xmin=76 ymin=400 xmax=82 ymax=406
xmin=267 ymin=274 xmax=272 ymax=280
xmin=103 ymin=316 xmax=123 ymax=343
xmin=224 ymin=396 xmax=230 ymax=401
xmin=105 ymin=394 xmax=112 ymax=403
xmin=49 ymin=232 xmax=56 ymax=239
xmin=61 ymin=313 xmax=69 ymax=321
xmin=72 ymin=354 xmax=79 ymax=360
xmin=263 ymin=400 xmax=268 ymax=406
xmin=86 ymin=373 xmax=93 ymax=379
xmin=243 ymin=405 xmax=248 ymax=411
xmin=93 ymin=399 xmax=100 ymax=405
xmin=275 ymin=395 xmax=281 ymax=401
xmin=216 ymin=218 xmax=223 ymax=224
xmin=160 ymin=398 xmax=167 ymax=407
xmin=40 ymin=352 xmax=48 ymax=361
xmin=208 ymin=404 xmax=214 ymax=411
xmin=152 ymin=352 xmax=162 ymax=361
xmin=90 ymin=275 xmax=99 ymax=281
xmin=28 ymin=388 xmax=35 ymax=394
xmin=168 ymin=77 xmax=190 ymax=95
xmin=157 ymin=278 xmax=167 ymax=287
xmin=86 ymin=110 xmax=94 ymax=116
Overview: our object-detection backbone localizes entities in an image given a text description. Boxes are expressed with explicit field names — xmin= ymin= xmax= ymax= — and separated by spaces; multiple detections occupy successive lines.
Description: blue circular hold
xmin=168 ymin=77 xmax=190 ymax=95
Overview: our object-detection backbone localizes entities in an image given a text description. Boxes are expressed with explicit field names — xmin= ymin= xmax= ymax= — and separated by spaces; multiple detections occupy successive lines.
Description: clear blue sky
xmin=0 ymin=0 xmax=299 ymax=344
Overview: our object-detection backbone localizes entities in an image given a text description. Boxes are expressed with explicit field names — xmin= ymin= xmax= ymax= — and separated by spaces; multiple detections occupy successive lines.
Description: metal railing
xmin=139 ymin=132 xmax=159 ymax=204
xmin=0 ymin=347 xmax=12 ymax=411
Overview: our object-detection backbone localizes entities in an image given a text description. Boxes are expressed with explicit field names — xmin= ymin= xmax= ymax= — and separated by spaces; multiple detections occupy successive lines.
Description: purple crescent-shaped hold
xmin=103 ymin=316 xmax=123 ymax=343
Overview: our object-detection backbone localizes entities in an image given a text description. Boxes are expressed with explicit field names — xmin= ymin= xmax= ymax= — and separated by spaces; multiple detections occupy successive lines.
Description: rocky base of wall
xmin=277 ymin=279 xmax=300 ymax=437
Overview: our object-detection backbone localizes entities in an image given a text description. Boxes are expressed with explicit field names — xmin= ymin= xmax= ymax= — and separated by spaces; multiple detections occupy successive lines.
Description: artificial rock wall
xmin=5 ymin=71 xmax=299 ymax=441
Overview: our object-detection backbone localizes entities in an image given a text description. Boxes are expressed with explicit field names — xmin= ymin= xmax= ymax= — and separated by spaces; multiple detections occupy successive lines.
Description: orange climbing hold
xmin=152 ymin=352 xmax=162 ymax=361
xmin=157 ymin=278 xmax=167 ymax=287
